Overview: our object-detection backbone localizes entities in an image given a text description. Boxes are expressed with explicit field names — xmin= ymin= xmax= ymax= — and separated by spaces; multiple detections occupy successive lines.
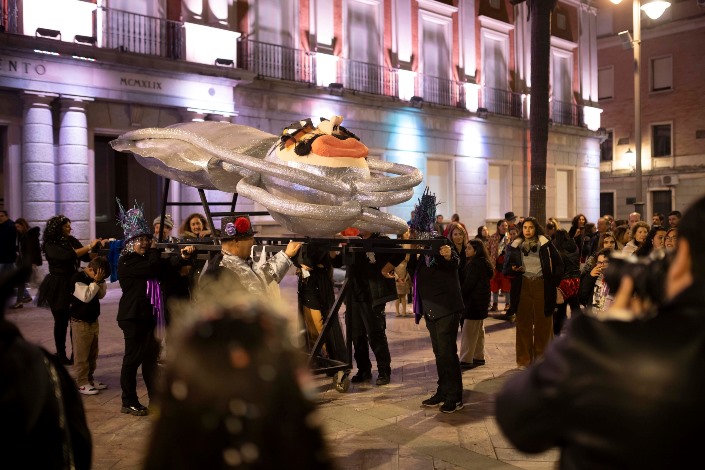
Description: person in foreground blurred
xmin=144 ymin=287 xmax=332 ymax=470
xmin=495 ymin=195 xmax=705 ymax=469
xmin=0 ymin=265 xmax=92 ymax=469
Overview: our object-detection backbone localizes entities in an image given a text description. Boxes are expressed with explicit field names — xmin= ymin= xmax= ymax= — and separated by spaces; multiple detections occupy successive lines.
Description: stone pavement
xmin=7 ymin=276 xmax=559 ymax=470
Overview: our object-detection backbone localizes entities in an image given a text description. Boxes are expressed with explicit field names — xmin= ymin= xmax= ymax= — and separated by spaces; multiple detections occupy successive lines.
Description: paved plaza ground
xmin=7 ymin=275 xmax=559 ymax=469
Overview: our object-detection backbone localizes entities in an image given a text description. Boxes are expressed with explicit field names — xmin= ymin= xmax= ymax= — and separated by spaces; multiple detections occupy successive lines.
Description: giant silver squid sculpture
xmin=111 ymin=116 xmax=423 ymax=236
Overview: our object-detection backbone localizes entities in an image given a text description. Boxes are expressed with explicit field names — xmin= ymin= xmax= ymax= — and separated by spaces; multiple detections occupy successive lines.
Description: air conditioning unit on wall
xmin=660 ymin=175 xmax=679 ymax=186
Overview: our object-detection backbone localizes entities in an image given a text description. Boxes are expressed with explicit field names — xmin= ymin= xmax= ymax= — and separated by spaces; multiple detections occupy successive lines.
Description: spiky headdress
xmin=117 ymin=198 xmax=151 ymax=242
xmin=409 ymin=187 xmax=440 ymax=239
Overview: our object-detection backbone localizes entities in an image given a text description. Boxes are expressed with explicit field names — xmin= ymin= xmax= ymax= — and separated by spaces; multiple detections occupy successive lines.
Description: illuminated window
xmin=652 ymin=123 xmax=672 ymax=158
xmin=650 ymin=55 xmax=672 ymax=92
xmin=598 ymin=66 xmax=614 ymax=100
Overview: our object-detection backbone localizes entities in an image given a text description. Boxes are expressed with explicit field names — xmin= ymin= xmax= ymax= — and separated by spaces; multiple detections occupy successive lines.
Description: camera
xmin=602 ymin=251 xmax=670 ymax=306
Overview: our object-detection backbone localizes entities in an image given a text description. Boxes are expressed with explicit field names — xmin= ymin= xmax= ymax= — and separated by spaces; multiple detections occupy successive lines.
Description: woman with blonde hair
xmin=445 ymin=222 xmax=469 ymax=275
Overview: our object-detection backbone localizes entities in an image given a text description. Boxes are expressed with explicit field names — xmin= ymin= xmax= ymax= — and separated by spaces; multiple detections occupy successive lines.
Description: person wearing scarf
xmin=116 ymin=201 xmax=195 ymax=416
xmin=503 ymin=217 xmax=563 ymax=368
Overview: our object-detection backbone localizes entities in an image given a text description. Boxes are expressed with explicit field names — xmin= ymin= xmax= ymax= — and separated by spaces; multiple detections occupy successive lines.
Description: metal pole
xmin=633 ymin=0 xmax=644 ymax=216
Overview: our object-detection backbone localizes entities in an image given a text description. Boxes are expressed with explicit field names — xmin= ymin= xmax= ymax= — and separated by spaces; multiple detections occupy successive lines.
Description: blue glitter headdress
xmin=409 ymin=187 xmax=440 ymax=239
xmin=116 ymin=198 xmax=152 ymax=242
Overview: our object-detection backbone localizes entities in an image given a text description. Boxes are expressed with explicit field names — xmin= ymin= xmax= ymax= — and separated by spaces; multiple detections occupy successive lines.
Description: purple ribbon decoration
xmin=146 ymin=278 xmax=165 ymax=335
xmin=413 ymin=270 xmax=422 ymax=325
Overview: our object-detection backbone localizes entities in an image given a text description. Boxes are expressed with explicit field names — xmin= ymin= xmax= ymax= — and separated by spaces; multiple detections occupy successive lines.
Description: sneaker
xmin=375 ymin=372 xmax=391 ymax=386
xmin=21 ymin=295 xmax=33 ymax=304
xmin=91 ymin=381 xmax=108 ymax=390
xmin=121 ymin=404 xmax=148 ymax=416
xmin=440 ymin=401 xmax=464 ymax=414
xmin=421 ymin=394 xmax=444 ymax=407
xmin=8 ymin=303 xmax=22 ymax=309
xmin=350 ymin=370 xmax=372 ymax=383
xmin=473 ymin=359 xmax=486 ymax=367
xmin=78 ymin=385 xmax=99 ymax=395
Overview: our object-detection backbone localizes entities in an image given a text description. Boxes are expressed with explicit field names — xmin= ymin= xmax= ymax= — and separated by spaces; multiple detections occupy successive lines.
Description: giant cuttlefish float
xmin=111 ymin=116 xmax=423 ymax=236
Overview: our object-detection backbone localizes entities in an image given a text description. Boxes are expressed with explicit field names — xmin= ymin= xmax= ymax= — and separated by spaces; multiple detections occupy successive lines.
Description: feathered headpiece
xmin=117 ymin=199 xmax=151 ymax=242
xmin=409 ymin=187 xmax=440 ymax=239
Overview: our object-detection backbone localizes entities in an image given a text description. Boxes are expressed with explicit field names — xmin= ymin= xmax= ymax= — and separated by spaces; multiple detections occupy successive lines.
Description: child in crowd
xmin=70 ymin=256 xmax=110 ymax=395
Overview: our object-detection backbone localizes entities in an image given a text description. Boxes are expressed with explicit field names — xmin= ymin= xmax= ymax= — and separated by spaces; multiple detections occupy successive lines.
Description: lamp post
xmin=610 ymin=0 xmax=670 ymax=216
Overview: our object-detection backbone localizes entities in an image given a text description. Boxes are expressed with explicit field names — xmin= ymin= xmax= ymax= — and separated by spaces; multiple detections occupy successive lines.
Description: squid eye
xmin=294 ymin=140 xmax=312 ymax=156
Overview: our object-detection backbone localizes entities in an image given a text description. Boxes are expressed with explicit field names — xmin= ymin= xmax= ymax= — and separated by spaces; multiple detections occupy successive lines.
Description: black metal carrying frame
xmin=152 ymin=178 xmax=447 ymax=392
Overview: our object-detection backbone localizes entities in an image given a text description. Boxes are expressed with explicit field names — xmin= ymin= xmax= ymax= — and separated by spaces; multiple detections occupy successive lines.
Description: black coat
xmin=503 ymin=236 xmax=564 ymax=316
xmin=496 ymin=282 xmax=705 ymax=469
xmin=117 ymin=249 xmax=187 ymax=322
xmin=17 ymin=227 xmax=42 ymax=266
xmin=0 ymin=319 xmax=92 ymax=469
xmin=336 ymin=235 xmax=404 ymax=308
xmin=460 ymin=256 xmax=493 ymax=320
xmin=407 ymin=244 xmax=465 ymax=322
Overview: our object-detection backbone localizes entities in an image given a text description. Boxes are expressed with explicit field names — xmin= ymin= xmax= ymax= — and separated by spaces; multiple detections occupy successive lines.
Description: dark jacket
xmin=407 ymin=241 xmax=465 ymax=323
xmin=0 ymin=319 xmax=92 ymax=469
xmin=337 ymin=235 xmax=404 ymax=308
xmin=17 ymin=226 xmax=42 ymax=266
xmin=496 ymin=282 xmax=705 ymax=469
xmin=44 ymin=237 xmax=90 ymax=276
xmin=503 ymin=235 xmax=564 ymax=316
xmin=0 ymin=219 xmax=16 ymax=264
xmin=69 ymin=271 xmax=103 ymax=323
xmin=554 ymin=237 xmax=580 ymax=279
xmin=117 ymin=249 xmax=186 ymax=323
xmin=460 ymin=256 xmax=493 ymax=320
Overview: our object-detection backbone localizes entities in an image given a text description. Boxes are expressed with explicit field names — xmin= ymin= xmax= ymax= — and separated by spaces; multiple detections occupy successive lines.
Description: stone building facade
xmin=0 ymin=0 xmax=602 ymax=240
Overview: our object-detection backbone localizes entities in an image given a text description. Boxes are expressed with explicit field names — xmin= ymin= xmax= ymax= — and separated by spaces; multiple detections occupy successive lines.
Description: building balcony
xmin=1 ymin=0 xmax=592 ymax=128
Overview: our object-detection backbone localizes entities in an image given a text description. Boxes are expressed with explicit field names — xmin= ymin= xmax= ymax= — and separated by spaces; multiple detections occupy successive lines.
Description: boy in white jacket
xmin=70 ymin=256 xmax=110 ymax=395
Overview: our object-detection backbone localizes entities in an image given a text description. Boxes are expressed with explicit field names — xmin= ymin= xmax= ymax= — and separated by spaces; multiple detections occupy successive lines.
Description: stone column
xmin=21 ymin=92 xmax=58 ymax=229
xmin=57 ymin=96 xmax=93 ymax=242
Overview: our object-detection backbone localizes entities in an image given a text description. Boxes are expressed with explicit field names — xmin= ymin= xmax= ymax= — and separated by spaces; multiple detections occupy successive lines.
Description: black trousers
xmin=350 ymin=300 xmax=391 ymax=375
xmin=50 ymin=307 xmax=71 ymax=357
xmin=118 ymin=320 xmax=160 ymax=406
xmin=425 ymin=313 xmax=463 ymax=403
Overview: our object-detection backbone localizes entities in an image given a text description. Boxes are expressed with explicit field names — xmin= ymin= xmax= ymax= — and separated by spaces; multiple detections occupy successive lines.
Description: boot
xmin=490 ymin=302 xmax=498 ymax=312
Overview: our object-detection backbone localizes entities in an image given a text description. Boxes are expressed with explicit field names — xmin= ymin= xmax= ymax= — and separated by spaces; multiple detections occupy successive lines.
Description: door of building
xmin=94 ymin=135 xmax=164 ymax=239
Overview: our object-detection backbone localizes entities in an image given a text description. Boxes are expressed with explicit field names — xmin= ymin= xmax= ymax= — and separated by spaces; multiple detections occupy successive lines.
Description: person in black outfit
xmin=407 ymin=235 xmax=465 ymax=413
xmin=294 ymin=241 xmax=347 ymax=364
xmin=116 ymin=202 xmax=195 ymax=416
xmin=37 ymin=215 xmax=103 ymax=365
xmin=0 ymin=265 xmax=92 ymax=470
xmin=335 ymin=230 xmax=403 ymax=386
xmin=458 ymin=238 xmax=493 ymax=369
xmin=551 ymin=229 xmax=582 ymax=335
xmin=495 ymin=195 xmax=705 ymax=469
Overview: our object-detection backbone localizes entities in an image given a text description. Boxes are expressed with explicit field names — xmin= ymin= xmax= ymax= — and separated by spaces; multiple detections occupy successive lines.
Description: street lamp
xmin=609 ymin=0 xmax=670 ymax=216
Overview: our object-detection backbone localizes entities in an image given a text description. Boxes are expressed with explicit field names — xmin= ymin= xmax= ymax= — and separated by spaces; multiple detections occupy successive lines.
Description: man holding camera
xmin=495 ymin=195 xmax=705 ymax=468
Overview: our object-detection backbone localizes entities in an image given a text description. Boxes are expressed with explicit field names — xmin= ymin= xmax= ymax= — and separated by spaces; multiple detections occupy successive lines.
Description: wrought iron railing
xmin=0 ymin=0 xmax=19 ymax=34
xmin=551 ymin=99 xmax=583 ymax=127
xmin=103 ymin=8 xmax=183 ymax=59
xmin=480 ymin=86 xmax=523 ymax=118
xmin=337 ymin=57 xmax=397 ymax=97
xmin=415 ymin=73 xmax=464 ymax=108
xmin=238 ymin=39 xmax=314 ymax=83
